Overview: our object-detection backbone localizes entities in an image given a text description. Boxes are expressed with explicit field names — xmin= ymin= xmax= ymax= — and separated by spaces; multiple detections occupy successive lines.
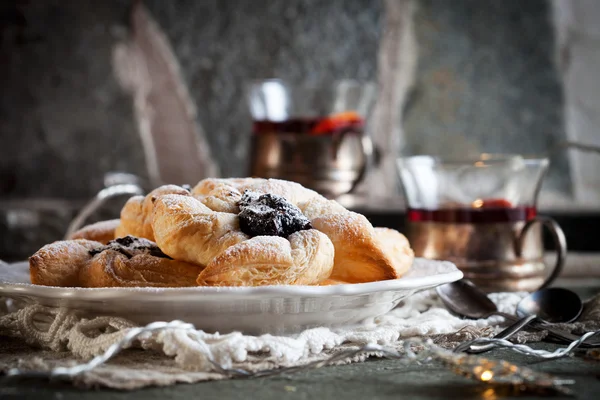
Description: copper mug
xmin=397 ymin=154 xmax=567 ymax=293
xmin=246 ymin=79 xmax=377 ymax=198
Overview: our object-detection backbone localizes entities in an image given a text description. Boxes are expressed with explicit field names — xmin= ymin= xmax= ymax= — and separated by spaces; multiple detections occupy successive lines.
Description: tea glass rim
xmin=397 ymin=153 xmax=549 ymax=168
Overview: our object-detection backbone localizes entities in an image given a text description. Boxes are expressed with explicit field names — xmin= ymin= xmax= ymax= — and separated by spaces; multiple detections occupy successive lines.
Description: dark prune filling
xmin=237 ymin=190 xmax=312 ymax=238
xmin=89 ymin=235 xmax=171 ymax=259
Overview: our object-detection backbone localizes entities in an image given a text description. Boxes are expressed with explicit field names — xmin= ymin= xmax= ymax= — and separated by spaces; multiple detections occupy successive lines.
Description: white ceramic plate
xmin=0 ymin=258 xmax=462 ymax=335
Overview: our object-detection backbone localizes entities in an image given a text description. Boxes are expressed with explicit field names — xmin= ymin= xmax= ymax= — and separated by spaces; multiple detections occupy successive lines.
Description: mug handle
xmin=516 ymin=216 xmax=567 ymax=290
xmin=331 ymin=129 xmax=381 ymax=195
xmin=64 ymin=174 xmax=144 ymax=239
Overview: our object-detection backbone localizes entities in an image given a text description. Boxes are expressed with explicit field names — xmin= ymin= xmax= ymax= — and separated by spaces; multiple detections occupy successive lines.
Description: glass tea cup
xmin=246 ymin=79 xmax=377 ymax=198
xmin=397 ymin=154 xmax=566 ymax=293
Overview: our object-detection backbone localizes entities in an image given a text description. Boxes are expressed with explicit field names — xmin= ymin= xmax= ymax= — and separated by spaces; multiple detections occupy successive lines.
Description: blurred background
xmin=1 ymin=0 xmax=599 ymax=261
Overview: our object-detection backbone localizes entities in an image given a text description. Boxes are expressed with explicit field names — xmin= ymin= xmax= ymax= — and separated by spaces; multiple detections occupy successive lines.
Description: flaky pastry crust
xmin=115 ymin=185 xmax=191 ymax=241
xmin=29 ymin=239 xmax=99 ymax=287
xmin=80 ymin=248 xmax=203 ymax=288
xmin=68 ymin=219 xmax=120 ymax=244
xmin=192 ymin=178 xmax=414 ymax=284
xmin=319 ymin=278 xmax=349 ymax=286
xmin=29 ymin=177 xmax=414 ymax=289
xmin=152 ymin=188 xmax=336 ymax=286
xmin=299 ymin=196 xmax=414 ymax=283
xmin=197 ymin=230 xmax=334 ymax=286
xmin=373 ymin=227 xmax=414 ymax=277
xmin=30 ymin=236 xmax=203 ymax=288
xmin=152 ymin=194 xmax=250 ymax=267
xmin=191 ymin=178 xmax=321 ymax=214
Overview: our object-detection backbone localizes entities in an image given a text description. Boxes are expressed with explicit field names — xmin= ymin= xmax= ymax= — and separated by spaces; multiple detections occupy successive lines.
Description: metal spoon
xmin=436 ymin=279 xmax=595 ymax=351
xmin=508 ymin=287 xmax=583 ymax=342
xmin=517 ymin=287 xmax=583 ymax=323
xmin=436 ymin=279 xmax=507 ymax=320
xmin=458 ymin=287 xmax=583 ymax=353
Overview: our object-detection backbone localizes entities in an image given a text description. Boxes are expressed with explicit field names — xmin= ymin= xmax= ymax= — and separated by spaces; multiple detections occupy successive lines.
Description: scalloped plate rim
xmin=0 ymin=258 xmax=462 ymax=300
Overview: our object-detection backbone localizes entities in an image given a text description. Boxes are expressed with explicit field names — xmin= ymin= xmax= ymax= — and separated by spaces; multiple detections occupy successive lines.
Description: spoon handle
xmin=495 ymin=315 xmax=538 ymax=340
xmin=532 ymin=321 xmax=600 ymax=347
xmin=492 ymin=312 xmax=600 ymax=346
xmin=457 ymin=316 xmax=600 ymax=353
xmin=463 ymin=315 xmax=538 ymax=354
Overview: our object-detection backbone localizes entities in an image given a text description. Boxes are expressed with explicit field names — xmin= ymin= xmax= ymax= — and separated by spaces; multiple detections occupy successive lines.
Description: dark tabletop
xmin=1 ymin=341 xmax=600 ymax=400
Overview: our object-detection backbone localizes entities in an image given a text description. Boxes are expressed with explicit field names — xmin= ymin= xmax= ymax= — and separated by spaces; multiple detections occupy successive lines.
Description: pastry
xmin=373 ymin=227 xmax=414 ymax=277
xmin=30 ymin=236 xmax=203 ymax=288
xmin=319 ymin=278 xmax=349 ymax=286
xmin=152 ymin=189 xmax=335 ymax=286
xmin=297 ymin=196 xmax=414 ymax=283
xmin=192 ymin=180 xmax=245 ymax=213
xmin=191 ymin=177 xmax=320 ymax=214
xmin=68 ymin=219 xmax=120 ymax=244
xmin=28 ymin=177 xmax=413 ymax=288
xmin=79 ymin=236 xmax=203 ymax=288
xmin=197 ymin=178 xmax=414 ymax=283
xmin=29 ymin=239 xmax=100 ymax=287
xmin=152 ymin=194 xmax=250 ymax=267
xmin=192 ymin=177 xmax=260 ymax=196
xmin=197 ymin=230 xmax=334 ymax=286
xmin=115 ymin=185 xmax=191 ymax=241
xmin=237 ymin=178 xmax=320 ymax=206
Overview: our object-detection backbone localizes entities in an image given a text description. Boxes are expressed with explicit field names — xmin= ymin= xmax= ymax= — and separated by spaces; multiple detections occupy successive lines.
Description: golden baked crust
xmin=115 ymin=185 xmax=191 ymax=241
xmin=68 ymin=219 xmax=120 ymax=244
xmin=29 ymin=177 xmax=414 ymax=288
xmin=191 ymin=178 xmax=414 ymax=284
xmin=192 ymin=178 xmax=260 ymax=196
xmin=373 ymin=227 xmax=414 ymax=278
xmin=152 ymin=194 xmax=250 ymax=267
xmin=197 ymin=229 xmax=334 ymax=286
xmin=30 ymin=236 xmax=203 ymax=288
xmin=308 ymin=213 xmax=397 ymax=282
xmin=152 ymin=187 xmax=336 ymax=286
xmin=79 ymin=238 xmax=203 ymax=288
xmin=192 ymin=178 xmax=321 ymax=214
xmin=29 ymin=239 xmax=100 ymax=287
xmin=298 ymin=197 xmax=414 ymax=283
xmin=319 ymin=278 xmax=349 ymax=286
xmin=240 ymin=178 xmax=320 ymax=205
xmin=193 ymin=180 xmax=244 ymax=213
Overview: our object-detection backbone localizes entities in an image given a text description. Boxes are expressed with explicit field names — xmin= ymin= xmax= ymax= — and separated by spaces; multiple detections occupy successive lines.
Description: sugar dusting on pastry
xmin=243 ymin=179 xmax=320 ymax=205
xmin=29 ymin=177 xmax=414 ymax=288
xmin=89 ymin=235 xmax=172 ymax=259
xmin=198 ymin=230 xmax=334 ymax=286
xmin=152 ymin=194 xmax=249 ymax=267
xmin=68 ymin=219 xmax=120 ymax=244
xmin=29 ymin=239 xmax=102 ymax=287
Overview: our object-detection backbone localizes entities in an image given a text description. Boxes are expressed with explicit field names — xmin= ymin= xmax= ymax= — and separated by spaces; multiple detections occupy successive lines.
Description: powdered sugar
xmin=89 ymin=236 xmax=170 ymax=259
xmin=242 ymin=179 xmax=320 ymax=206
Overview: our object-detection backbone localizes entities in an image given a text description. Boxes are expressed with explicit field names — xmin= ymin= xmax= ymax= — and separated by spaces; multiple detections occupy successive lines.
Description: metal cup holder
xmin=64 ymin=172 xmax=144 ymax=239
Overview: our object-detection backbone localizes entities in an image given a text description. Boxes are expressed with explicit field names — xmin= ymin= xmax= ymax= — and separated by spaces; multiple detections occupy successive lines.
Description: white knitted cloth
xmin=0 ymin=290 xmax=525 ymax=389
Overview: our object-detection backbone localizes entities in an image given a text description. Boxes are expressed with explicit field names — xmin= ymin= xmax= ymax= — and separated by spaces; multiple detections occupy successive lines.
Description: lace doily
xmin=1 ymin=290 xmax=599 ymax=389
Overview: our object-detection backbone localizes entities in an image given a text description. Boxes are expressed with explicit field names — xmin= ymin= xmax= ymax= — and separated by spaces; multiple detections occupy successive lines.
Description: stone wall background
xmin=0 ymin=0 xmax=383 ymax=200
xmin=0 ymin=0 xmax=146 ymax=199
xmin=0 ymin=0 xmax=584 ymax=201
xmin=404 ymin=0 xmax=569 ymax=194
xmin=553 ymin=0 xmax=600 ymax=208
